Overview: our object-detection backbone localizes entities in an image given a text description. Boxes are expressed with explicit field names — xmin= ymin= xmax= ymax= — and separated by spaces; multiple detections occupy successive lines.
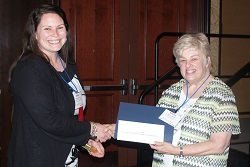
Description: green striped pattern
xmin=152 ymin=77 xmax=241 ymax=167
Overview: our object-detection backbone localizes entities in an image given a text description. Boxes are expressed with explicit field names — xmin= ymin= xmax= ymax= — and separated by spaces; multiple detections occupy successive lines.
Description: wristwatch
xmin=90 ymin=122 xmax=97 ymax=140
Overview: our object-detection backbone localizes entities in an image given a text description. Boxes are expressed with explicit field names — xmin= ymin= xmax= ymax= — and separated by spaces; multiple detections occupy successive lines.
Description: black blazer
xmin=8 ymin=55 xmax=90 ymax=167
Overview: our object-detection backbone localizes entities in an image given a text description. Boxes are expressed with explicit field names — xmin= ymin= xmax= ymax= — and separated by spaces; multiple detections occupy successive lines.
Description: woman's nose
xmin=51 ymin=29 xmax=59 ymax=37
xmin=185 ymin=60 xmax=191 ymax=67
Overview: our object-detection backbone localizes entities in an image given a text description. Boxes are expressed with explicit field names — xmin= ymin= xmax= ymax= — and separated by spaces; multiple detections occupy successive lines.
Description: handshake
xmin=84 ymin=123 xmax=116 ymax=158
xmin=90 ymin=122 xmax=116 ymax=142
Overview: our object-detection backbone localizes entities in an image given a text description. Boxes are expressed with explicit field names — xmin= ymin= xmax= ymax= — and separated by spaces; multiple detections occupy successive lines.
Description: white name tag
xmin=158 ymin=108 xmax=188 ymax=127
xmin=73 ymin=91 xmax=83 ymax=109
xmin=69 ymin=75 xmax=86 ymax=115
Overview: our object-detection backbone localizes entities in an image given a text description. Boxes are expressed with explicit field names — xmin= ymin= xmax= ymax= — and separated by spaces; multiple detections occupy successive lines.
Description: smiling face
xmin=178 ymin=48 xmax=210 ymax=85
xmin=35 ymin=13 xmax=67 ymax=57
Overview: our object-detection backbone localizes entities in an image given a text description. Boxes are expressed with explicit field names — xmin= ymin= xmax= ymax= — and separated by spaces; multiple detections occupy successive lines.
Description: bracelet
xmin=180 ymin=146 xmax=184 ymax=158
xmin=90 ymin=122 xmax=97 ymax=139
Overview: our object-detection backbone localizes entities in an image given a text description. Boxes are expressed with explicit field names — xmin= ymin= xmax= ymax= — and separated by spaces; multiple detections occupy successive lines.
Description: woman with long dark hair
xmin=8 ymin=4 xmax=115 ymax=167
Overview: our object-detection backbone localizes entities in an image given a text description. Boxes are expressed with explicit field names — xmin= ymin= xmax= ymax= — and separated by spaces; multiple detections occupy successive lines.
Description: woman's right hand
xmin=104 ymin=123 xmax=116 ymax=138
xmin=91 ymin=122 xmax=113 ymax=142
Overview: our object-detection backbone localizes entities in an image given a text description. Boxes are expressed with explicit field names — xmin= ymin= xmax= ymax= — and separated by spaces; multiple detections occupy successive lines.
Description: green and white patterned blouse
xmin=152 ymin=77 xmax=241 ymax=167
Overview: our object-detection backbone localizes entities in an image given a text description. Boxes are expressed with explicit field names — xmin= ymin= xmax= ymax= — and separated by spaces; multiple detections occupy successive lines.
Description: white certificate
xmin=117 ymin=120 xmax=165 ymax=144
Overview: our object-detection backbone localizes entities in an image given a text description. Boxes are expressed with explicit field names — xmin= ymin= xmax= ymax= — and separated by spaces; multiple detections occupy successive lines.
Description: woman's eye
xmin=191 ymin=57 xmax=198 ymax=61
xmin=44 ymin=28 xmax=51 ymax=31
xmin=58 ymin=26 xmax=64 ymax=29
xmin=58 ymin=25 xmax=66 ymax=30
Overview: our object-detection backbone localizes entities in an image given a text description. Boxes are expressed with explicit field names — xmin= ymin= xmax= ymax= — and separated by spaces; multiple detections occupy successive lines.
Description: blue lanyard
xmin=175 ymin=73 xmax=211 ymax=112
xmin=58 ymin=55 xmax=78 ymax=93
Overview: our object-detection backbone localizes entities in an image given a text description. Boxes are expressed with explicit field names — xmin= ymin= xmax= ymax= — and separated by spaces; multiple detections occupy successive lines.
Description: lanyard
xmin=175 ymin=73 xmax=211 ymax=112
xmin=58 ymin=55 xmax=78 ymax=93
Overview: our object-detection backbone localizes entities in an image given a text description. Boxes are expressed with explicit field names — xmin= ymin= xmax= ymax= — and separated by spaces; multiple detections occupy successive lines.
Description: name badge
xmin=70 ymin=75 xmax=86 ymax=115
xmin=159 ymin=109 xmax=183 ymax=127
xmin=73 ymin=91 xmax=83 ymax=109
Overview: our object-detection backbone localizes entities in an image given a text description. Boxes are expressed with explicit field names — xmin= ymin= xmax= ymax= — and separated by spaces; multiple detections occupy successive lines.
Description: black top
xmin=8 ymin=55 xmax=90 ymax=167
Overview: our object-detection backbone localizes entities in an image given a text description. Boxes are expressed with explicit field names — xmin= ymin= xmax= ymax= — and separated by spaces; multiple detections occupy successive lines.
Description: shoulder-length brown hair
xmin=9 ymin=4 xmax=73 ymax=81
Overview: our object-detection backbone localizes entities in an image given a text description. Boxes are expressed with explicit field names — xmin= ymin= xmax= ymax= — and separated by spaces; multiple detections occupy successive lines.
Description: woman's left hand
xmin=87 ymin=139 xmax=105 ymax=158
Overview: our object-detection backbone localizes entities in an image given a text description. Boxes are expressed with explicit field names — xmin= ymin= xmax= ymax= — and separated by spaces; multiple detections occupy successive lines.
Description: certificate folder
xmin=114 ymin=102 xmax=174 ymax=144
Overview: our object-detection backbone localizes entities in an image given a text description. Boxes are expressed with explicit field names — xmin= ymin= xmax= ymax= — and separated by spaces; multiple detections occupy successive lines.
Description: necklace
xmin=175 ymin=73 xmax=211 ymax=112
